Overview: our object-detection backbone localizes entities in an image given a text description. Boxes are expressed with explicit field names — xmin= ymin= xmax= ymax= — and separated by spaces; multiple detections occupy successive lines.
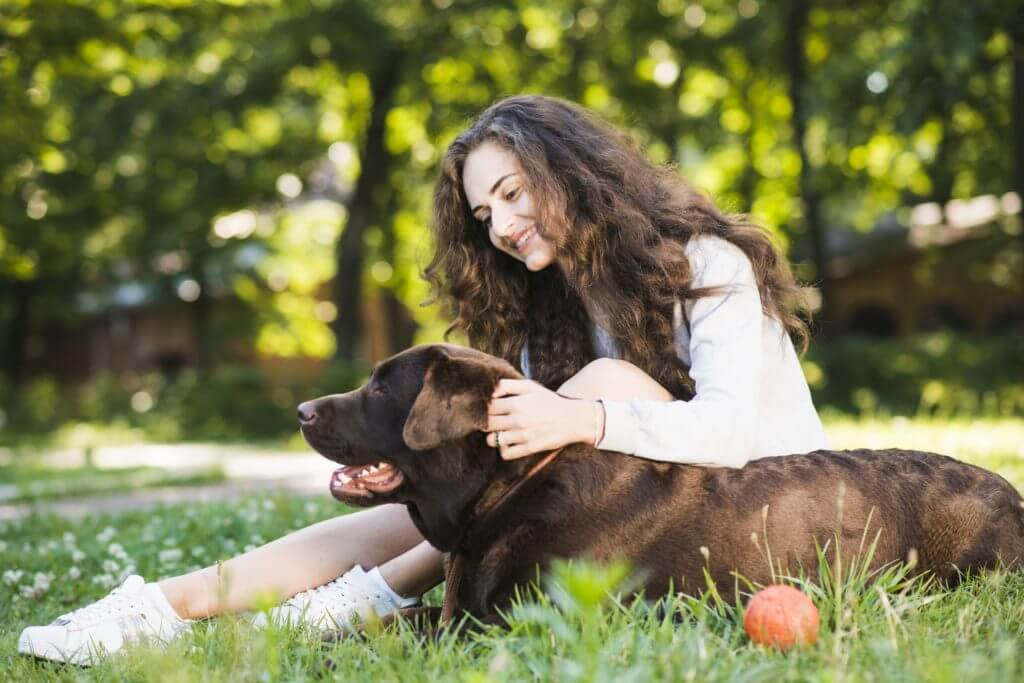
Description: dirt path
xmin=0 ymin=443 xmax=338 ymax=521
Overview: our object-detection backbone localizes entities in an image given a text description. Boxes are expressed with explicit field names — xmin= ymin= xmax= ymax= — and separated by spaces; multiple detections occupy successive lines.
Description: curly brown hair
xmin=425 ymin=95 xmax=811 ymax=398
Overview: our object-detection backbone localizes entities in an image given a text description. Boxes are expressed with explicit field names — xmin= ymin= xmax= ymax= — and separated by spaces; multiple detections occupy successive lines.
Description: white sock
xmin=367 ymin=567 xmax=419 ymax=608
xmin=145 ymin=583 xmax=189 ymax=622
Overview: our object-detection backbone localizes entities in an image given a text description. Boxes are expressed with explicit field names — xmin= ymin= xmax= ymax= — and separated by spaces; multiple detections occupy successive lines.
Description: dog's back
xmin=467 ymin=447 xmax=1024 ymax=612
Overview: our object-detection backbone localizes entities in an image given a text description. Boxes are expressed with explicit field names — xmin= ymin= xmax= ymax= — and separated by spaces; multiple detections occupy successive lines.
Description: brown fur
xmin=300 ymin=344 xmax=1024 ymax=625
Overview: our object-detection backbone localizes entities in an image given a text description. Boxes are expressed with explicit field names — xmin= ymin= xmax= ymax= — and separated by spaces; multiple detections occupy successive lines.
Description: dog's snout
xmin=297 ymin=401 xmax=318 ymax=425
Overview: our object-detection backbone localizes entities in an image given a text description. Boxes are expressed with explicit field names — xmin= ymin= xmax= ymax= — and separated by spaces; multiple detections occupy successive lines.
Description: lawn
xmin=0 ymin=464 xmax=226 ymax=504
xmin=2 ymin=416 xmax=1023 ymax=681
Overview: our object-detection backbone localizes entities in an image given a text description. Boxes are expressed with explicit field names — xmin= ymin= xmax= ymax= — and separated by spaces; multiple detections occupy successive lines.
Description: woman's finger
xmin=492 ymin=379 xmax=539 ymax=397
xmin=501 ymin=441 xmax=535 ymax=460
xmin=488 ymin=395 xmax=532 ymax=416
xmin=485 ymin=415 xmax=519 ymax=433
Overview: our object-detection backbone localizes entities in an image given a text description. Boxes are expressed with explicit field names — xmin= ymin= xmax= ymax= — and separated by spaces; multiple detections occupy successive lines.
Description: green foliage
xmin=0 ymin=359 xmax=370 ymax=443
xmin=2 ymin=0 xmax=1019 ymax=381
xmin=805 ymin=332 xmax=1024 ymax=418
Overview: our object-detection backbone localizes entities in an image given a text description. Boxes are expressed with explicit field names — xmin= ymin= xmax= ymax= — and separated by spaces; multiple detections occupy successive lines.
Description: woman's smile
xmin=511 ymin=226 xmax=537 ymax=252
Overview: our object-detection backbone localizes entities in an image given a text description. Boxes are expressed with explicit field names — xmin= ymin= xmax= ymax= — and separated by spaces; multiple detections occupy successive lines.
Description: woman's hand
xmin=484 ymin=379 xmax=600 ymax=460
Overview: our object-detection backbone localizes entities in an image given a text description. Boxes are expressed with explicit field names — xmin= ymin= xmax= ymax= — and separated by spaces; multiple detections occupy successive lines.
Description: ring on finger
xmin=495 ymin=430 xmax=502 ymax=448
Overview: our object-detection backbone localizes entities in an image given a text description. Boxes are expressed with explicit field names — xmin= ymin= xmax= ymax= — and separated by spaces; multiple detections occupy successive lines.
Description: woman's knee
xmin=558 ymin=358 xmax=673 ymax=402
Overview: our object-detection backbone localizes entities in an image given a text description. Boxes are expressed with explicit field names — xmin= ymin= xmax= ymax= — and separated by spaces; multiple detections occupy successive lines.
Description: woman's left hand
xmin=484 ymin=379 xmax=595 ymax=460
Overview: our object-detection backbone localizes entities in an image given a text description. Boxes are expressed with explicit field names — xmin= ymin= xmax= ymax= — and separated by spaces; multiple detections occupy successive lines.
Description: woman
xmin=19 ymin=95 xmax=828 ymax=664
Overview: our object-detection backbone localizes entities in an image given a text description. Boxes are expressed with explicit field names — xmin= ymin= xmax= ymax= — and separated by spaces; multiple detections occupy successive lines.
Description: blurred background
xmin=0 ymin=0 xmax=1021 ymax=510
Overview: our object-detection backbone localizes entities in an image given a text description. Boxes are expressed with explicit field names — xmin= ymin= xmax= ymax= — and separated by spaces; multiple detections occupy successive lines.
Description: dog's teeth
xmin=339 ymin=473 xmax=351 ymax=484
xmin=369 ymin=465 xmax=379 ymax=473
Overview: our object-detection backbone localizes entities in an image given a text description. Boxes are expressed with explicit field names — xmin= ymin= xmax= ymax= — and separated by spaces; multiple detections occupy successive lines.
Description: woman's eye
xmin=505 ymin=188 xmax=519 ymax=201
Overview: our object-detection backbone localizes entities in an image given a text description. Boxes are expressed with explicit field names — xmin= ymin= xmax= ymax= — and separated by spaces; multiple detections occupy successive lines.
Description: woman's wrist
xmin=569 ymin=398 xmax=605 ymax=447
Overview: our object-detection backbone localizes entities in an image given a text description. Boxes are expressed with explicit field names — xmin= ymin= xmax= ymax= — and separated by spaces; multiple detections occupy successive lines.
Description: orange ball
xmin=743 ymin=585 xmax=819 ymax=650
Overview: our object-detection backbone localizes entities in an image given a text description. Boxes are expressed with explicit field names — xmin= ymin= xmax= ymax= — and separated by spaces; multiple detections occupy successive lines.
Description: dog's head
xmin=297 ymin=344 xmax=521 ymax=549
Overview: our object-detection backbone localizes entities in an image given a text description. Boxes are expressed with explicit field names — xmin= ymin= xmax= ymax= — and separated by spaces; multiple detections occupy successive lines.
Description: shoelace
xmin=284 ymin=576 xmax=380 ymax=623
xmin=56 ymin=589 xmax=142 ymax=627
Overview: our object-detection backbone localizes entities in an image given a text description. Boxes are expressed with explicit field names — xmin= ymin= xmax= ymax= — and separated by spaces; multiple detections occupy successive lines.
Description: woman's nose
xmin=490 ymin=211 xmax=515 ymax=237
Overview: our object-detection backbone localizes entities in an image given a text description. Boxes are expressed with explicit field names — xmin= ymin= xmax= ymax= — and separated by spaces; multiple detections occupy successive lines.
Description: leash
xmin=439 ymin=445 xmax=566 ymax=625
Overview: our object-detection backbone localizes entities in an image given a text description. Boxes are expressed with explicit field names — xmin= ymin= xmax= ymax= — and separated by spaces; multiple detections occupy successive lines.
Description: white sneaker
xmin=18 ymin=575 xmax=191 ymax=666
xmin=253 ymin=565 xmax=419 ymax=631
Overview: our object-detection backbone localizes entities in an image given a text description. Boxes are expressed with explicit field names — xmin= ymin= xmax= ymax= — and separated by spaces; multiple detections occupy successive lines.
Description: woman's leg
xmin=558 ymin=357 xmax=674 ymax=403
xmin=160 ymin=504 xmax=443 ymax=619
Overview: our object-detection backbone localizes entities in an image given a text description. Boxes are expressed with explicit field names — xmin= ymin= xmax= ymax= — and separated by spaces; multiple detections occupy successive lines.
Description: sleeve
xmin=594 ymin=240 xmax=763 ymax=468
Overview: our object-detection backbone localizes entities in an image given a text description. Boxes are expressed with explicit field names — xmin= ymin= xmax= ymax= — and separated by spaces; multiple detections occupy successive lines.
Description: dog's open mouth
xmin=329 ymin=461 xmax=405 ymax=500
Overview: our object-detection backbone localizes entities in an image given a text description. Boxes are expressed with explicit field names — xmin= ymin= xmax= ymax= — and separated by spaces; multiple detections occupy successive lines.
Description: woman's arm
xmin=596 ymin=237 xmax=763 ymax=468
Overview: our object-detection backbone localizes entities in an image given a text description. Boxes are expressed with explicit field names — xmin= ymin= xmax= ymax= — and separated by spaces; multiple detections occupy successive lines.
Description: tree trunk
xmin=784 ymin=0 xmax=831 ymax=333
xmin=1013 ymin=16 xmax=1024 ymax=287
xmin=333 ymin=56 xmax=401 ymax=363
xmin=3 ymin=280 xmax=31 ymax=387
xmin=190 ymin=252 xmax=212 ymax=376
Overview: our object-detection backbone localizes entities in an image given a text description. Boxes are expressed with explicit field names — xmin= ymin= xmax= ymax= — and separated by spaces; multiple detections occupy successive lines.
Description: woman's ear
xmin=402 ymin=348 xmax=505 ymax=451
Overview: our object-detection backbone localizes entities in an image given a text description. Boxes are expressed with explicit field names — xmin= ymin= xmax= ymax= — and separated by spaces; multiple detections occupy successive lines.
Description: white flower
xmin=17 ymin=573 xmax=54 ymax=599
xmin=92 ymin=573 xmax=115 ymax=588
xmin=62 ymin=532 xmax=76 ymax=545
xmin=67 ymin=566 xmax=82 ymax=580
xmin=108 ymin=542 xmax=127 ymax=560
xmin=159 ymin=548 xmax=183 ymax=563
xmin=191 ymin=547 xmax=205 ymax=558
xmin=102 ymin=559 xmax=120 ymax=573
xmin=71 ymin=549 xmax=85 ymax=563
xmin=244 ymin=544 xmax=256 ymax=552
xmin=3 ymin=569 xmax=23 ymax=585
xmin=304 ymin=501 xmax=318 ymax=515
xmin=0 ymin=540 xmax=8 ymax=552
xmin=97 ymin=526 xmax=117 ymax=544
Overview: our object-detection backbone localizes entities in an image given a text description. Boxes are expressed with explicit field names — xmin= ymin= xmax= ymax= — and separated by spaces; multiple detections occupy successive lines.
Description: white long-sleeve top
xmin=520 ymin=235 xmax=829 ymax=468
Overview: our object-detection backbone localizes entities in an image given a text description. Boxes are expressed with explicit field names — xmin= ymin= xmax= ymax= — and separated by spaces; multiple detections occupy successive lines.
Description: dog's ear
xmin=403 ymin=347 xmax=510 ymax=451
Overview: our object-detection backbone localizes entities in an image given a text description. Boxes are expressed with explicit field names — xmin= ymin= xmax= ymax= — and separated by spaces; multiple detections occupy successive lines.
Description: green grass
xmin=0 ymin=464 xmax=226 ymax=503
xmin=2 ymin=417 xmax=1024 ymax=681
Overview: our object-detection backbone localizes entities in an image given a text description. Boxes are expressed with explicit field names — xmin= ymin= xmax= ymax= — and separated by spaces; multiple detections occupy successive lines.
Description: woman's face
xmin=462 ymin=141 xmax=558 ymax=271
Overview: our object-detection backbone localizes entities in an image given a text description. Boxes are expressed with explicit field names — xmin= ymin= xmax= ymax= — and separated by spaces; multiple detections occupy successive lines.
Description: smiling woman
xmin=462 ymin=141 xmax=559 ymax=272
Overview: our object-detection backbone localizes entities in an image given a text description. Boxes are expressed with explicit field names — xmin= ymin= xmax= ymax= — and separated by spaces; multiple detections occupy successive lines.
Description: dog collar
xmin=440 ymin=445 xmax=566 ymax=625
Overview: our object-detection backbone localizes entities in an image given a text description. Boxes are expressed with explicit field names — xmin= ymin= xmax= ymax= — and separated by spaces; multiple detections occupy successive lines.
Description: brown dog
xmin=297 ymin=344 xmax=1024 ymax=625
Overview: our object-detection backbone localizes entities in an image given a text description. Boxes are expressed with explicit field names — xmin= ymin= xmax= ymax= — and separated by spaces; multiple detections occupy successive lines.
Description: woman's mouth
xmin=512 ymin=227 xmax=537 ymax=252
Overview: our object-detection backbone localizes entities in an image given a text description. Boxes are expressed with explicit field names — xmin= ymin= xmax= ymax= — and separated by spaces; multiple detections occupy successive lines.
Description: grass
xmin=2 ymin=416 xmax=1024 ymax=681
xmin=0 ymin=464 xmax=226 ymax=503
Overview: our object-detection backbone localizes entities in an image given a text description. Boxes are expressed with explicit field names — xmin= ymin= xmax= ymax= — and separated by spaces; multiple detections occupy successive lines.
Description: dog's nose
xmin=297 ymin=401 xmax=318 ymax=425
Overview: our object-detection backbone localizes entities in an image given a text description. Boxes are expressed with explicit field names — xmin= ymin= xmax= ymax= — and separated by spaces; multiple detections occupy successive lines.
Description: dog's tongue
xmin=330 ymin=462 xmax=404 ymax=499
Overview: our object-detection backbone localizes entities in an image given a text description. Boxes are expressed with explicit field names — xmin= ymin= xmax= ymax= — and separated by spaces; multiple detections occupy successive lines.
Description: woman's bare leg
xmin=558 ymin=357 xmax=674 ymax=403
xmin=160 ymin=504 xmax=443 ymax=619
xmin=378 ymin=540 xmax=444 ymax=599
